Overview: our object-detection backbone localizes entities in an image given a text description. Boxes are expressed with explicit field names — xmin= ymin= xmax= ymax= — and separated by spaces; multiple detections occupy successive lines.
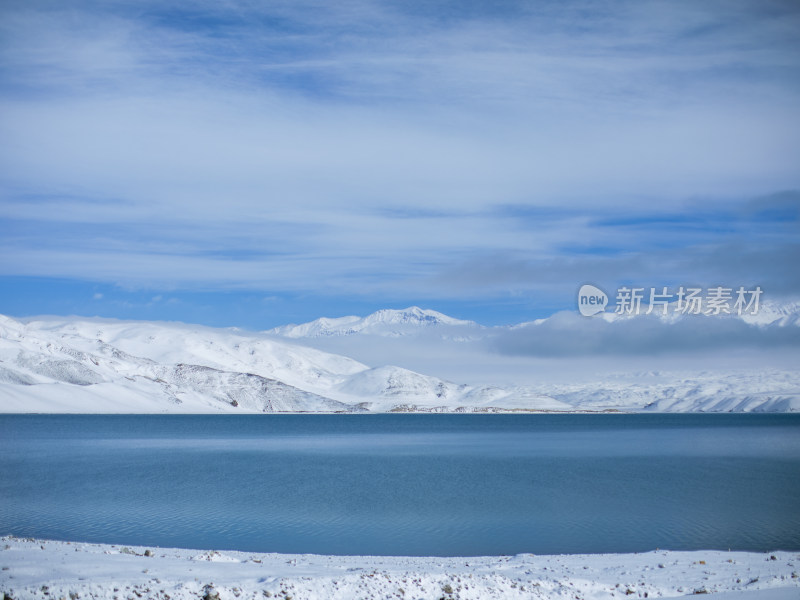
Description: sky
xmin=1 ymin=0 xmax=799 ymax=329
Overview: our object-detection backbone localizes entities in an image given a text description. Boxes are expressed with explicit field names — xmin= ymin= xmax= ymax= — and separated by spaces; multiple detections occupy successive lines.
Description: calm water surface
xmin=1 ymin=414 xmax=799 ymax=556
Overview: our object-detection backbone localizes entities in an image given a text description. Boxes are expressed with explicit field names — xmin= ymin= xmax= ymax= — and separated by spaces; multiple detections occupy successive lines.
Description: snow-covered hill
xmin=1 ymin=306 xmax=799 ymax=413
xmin=0 ymin=314 xmax=556 ymax=413
xmin=0 ymin=314 xmax=361 ymax=413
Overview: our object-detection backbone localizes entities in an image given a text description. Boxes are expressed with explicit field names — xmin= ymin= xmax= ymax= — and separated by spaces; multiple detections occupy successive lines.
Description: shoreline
xmin=2 ymin=536 xmax=798 ymax=600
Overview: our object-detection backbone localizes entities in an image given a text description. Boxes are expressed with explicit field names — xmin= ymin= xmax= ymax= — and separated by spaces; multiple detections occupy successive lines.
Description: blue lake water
xmin=1 ymin=414 xmax=799 ymax=556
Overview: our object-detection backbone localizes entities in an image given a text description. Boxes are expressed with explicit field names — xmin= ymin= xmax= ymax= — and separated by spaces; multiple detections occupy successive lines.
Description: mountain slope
xmin=0 ymin=315 xmax=356 ymax=413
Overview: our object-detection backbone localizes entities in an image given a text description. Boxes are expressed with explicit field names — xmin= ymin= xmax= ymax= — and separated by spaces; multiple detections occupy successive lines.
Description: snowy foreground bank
xmin=1 ymin=537 xmax=798 ymax=600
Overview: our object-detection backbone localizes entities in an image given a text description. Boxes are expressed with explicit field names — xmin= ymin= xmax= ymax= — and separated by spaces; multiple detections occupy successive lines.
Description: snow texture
xmin=1 ymin=536 xmax=798 ymax=600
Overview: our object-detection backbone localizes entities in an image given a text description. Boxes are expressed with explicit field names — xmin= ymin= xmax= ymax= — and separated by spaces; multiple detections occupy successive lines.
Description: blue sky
xmin=1 ymin=0 xmax=799 ymax=328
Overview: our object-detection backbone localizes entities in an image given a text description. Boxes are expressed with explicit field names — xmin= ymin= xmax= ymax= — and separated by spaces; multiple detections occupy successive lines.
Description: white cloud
xmin=0 ymin=0 xmax=798 ymax=301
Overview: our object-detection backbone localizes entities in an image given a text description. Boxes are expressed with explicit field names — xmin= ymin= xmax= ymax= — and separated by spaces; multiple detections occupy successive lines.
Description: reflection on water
xmin=1 ymin=414 xmax=799 ymax=556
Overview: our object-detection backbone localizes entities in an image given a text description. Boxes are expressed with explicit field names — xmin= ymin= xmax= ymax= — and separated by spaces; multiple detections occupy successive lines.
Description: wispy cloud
xmin=1 ymin=0 xmax=799 ymax=320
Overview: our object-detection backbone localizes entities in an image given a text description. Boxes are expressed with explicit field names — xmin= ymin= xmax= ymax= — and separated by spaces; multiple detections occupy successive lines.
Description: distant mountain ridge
xmin=1 ymin=305 xmax=799 ymax=414
xmin=267 ymin=306 xmax=478 ymax=338
xmin=270 ymin=300 xmax=800 ymax=340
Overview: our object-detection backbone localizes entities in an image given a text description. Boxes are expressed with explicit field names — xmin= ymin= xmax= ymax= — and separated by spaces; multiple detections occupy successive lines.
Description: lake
xmin=1 ymin=413 xmax=799 ymax=556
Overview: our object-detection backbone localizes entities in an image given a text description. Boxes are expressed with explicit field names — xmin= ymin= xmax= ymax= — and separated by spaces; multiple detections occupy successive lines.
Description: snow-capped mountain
xmin=267 ymin=306 xmax=479 ymax=338
xmin=275 ymin=301 xmax=800 ymax=336
xmin=1 ymin=306 xmax=799 ymax=414
xmin=0 ymin=314 xmax=550 ymax=413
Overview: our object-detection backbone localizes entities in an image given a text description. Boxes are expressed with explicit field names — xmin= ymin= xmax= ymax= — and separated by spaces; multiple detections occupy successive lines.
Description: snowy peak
xmin=361 ymin=307 xmax=474 ymax=327
xmin=268 ymin=306 xmax=478 ymax=338
xmin=268 ymin=315 xmax=362 ymax=339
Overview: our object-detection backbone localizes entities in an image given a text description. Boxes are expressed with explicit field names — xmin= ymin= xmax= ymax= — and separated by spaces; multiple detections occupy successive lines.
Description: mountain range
xmin=1 ymin=304 xmax=798 ymax=413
